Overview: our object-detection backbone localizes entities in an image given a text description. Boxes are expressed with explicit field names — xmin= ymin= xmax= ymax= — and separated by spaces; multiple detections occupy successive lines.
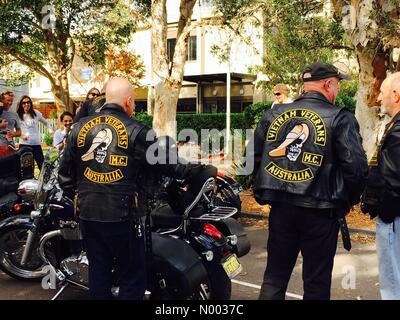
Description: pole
xmin=226 ymin=51 xmax=231 ymax=156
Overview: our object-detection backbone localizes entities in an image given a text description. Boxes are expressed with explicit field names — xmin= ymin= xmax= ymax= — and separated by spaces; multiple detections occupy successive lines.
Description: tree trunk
xmin=150 ymin=0 xmax=197 ymax=139
xmin=331 ymin=0 xmax=399 ymax=160
xmin=45 ymin=32 xmax=74 ymax=117
xmin=153 ymin=81 xmax=179 ymax=138
xmin=354 ymin=46 xmax=388 ymax=159
xmin=51 ymin=69 xmax=74 ymax=119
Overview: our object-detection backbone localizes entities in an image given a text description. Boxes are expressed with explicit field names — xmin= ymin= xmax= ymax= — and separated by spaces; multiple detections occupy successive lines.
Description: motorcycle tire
xmin=0 ymin=224 xmax=47 ymax=280
xmin=206 ymin=263 xmax=232 ymax=300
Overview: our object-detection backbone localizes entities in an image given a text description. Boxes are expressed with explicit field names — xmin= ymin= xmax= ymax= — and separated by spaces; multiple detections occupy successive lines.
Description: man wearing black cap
xmin=251 ymin=61 xmax=368 ymax=299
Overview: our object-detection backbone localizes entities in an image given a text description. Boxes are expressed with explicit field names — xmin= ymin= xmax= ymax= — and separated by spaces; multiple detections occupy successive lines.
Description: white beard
xmin=380 ymin=104 xmax=389 ymax=115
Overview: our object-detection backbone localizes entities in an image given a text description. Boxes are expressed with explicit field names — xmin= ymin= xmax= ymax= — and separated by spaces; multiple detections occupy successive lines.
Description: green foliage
xmin=253 ymin=0 xmax=350 ymax=93
xmin=336 ymin=79 xmax=357 ymax=113
xmin=243 ymin=101 xmax=273 ymax=129
xmin=209 ymin=0 xmax=256 ymax=20
xmin=0 ymin=1 xmax=137 ymax=86
xmin=43 ymin=132 xmax=53 ymax=146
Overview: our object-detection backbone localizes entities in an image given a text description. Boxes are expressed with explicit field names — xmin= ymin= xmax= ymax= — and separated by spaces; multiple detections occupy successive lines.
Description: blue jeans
xmin=376 ymin=216 xmax=400 ymax=300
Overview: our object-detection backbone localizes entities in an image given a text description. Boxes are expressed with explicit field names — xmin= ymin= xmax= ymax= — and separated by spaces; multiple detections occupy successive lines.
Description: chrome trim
xmin=38 ymin=230 xmax=62 ymax=265
xmin=183 ymin=177 xmax=215 ymax=218
xmin=190 ymin=206 xmax=238 ymax=221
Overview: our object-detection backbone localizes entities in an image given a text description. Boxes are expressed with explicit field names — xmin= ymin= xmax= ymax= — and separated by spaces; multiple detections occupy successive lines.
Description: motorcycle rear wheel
xmin=206 ymin=264 xmax=232 ymax=300
xmin=0 ymin=225 xmax=47 ymax=280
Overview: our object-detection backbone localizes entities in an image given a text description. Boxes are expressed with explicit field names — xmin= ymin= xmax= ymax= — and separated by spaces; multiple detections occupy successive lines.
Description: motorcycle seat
xmin=151 ymin=203 xmax=182 ymax=228
xmin=0 ymin=153 xmax=19 ymax=179
xmin=0 ymin=177 xmax=18 ymax=197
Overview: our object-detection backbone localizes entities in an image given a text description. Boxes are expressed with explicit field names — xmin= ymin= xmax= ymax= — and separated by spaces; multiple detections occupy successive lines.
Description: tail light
xmin=203 ymin=223 xmax=222 ymax=239
xmin=13 ymin=204 xmax=22 ymax=213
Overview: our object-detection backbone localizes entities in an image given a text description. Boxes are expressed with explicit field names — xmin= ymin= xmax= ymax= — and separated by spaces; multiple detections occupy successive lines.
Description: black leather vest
xmin=73 ymin=104 xmax=145 ymax=221
xmin=255 ymin=95 xmax=343 ymax=203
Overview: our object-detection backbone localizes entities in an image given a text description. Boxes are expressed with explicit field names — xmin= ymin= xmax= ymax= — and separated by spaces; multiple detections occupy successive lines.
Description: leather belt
xmin=338 ymin=217 xmax=351 ymax=251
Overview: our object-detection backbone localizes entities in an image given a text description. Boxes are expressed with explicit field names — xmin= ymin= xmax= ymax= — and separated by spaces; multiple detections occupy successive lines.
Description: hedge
xmin=243 ymin=101 xmax=273 ymax=129
xmin=134 ymin=84 xmax=357 ymax=137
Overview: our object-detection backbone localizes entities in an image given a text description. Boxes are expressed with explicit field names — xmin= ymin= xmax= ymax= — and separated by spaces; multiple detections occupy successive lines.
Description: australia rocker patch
xmin=84 ymin=168 xmax=124 ymax=184
xmin=265 ymin=162 xmax=314 ymax=182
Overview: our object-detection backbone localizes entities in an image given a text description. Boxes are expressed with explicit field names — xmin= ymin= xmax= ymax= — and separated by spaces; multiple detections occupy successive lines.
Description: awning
xmin=183 ymin=72 xmax=256 ymax=83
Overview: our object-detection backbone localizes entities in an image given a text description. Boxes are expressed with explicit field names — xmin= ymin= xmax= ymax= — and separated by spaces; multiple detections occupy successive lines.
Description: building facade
xmin=25 ymin=0 xmax=264 ymax=116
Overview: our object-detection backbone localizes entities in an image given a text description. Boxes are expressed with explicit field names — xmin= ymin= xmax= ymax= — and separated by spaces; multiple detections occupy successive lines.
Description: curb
xmin=239 ymin=211 xmax=376 ymax=237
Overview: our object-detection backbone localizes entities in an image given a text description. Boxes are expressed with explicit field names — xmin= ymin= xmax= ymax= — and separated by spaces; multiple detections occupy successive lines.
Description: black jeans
xmin=20 ymin=144 xmax=44 ymax=170
xmin=259 ymin=203 xmax=339 ymax=300
xmin=80 ymin=219 xmax=146 ymax=300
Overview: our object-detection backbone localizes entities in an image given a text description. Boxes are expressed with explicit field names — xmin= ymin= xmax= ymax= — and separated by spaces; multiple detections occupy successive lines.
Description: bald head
xmin=386 ymin=72 xmax=400 ymax=92
xmin=378 ymin=72 xmax=400 ymax=117
xmin=106 ymin=77 xmax=135 ymax=116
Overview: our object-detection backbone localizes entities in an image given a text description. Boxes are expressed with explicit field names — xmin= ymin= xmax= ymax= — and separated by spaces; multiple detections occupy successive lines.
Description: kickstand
xmin=51 ymin=282 xmax=69 ymax=300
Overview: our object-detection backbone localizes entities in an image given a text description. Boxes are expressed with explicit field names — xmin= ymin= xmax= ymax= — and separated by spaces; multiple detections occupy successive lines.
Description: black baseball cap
xmin=302 ymin=61 xmax=351 ymax=82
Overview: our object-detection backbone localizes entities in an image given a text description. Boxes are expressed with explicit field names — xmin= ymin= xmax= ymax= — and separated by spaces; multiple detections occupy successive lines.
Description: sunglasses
xmin=22 ymin=100 xmax=31 ymax=105
xmin=89 ymin=93 xmax=99 ymax=97
xmin=274 ymin=92 xmax=282 ymax=96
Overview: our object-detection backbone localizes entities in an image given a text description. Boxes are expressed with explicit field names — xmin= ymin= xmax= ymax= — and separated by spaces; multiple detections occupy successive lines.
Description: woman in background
xmin=17 ymin=95 xmax=48 ymax=169
xmin=74 ymin=87 xmax=100 ymax=115
xmin=53 ymin=111 xmax=73 ymax=153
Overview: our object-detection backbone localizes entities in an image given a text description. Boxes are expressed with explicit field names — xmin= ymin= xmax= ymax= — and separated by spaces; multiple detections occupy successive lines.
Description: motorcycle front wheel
xmin=0 ymin=224 xmax=47 ymax=280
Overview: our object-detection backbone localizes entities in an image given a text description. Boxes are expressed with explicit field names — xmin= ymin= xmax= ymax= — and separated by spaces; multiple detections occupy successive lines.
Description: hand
xmin=360 ymin=201 xmax=379 ymax=218
xmin=0 ymin=120 xmax=7 ymax=130
xmin=21 ymin=134 xmax=29 ymax=141
xmin=6 ymin=130 xmax=14 ymax=140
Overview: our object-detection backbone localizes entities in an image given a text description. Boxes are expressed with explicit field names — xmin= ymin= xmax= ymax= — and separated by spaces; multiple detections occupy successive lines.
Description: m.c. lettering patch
xmin=302 ymin=152 xmax=323 ymax=167
xmin=109 ymin=155 xmax=128 ymax=167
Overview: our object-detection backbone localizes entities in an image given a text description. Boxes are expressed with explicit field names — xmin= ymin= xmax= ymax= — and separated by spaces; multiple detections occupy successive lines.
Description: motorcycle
xmin=215 ymin=171 xmax=243 ymax=214
xmin=0 ymin=151 xmax=212 ymax=300
xmin=0 ymin=147 xmax=35 ymax=221
xmin=149 ymin=165 xmax=250 ymax=300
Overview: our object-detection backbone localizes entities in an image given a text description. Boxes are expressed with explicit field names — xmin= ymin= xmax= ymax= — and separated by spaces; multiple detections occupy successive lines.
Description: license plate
xmin=222 ymin=254 xmax=242 ymax=279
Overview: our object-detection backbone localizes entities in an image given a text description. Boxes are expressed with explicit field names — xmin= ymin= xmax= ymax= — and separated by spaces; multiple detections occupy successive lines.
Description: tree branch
xmin=0 ymin=46 xmax=56 ymax=87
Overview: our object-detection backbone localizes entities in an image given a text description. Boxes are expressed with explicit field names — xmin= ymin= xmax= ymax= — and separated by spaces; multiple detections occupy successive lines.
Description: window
xmin=167 ymin=38 xmax=176 ymax=63
xmin=187 ymin=36 xmax=197 ymax=61
xmin=177 ymin=98 xmax=196 ymax=113
xmin=167 ymin=36 xmax=197 ymax=62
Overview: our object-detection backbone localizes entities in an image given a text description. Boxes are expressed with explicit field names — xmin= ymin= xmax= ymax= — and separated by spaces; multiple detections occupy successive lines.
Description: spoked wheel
xmin=0 ymin=225 xmax=47 ymax=280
